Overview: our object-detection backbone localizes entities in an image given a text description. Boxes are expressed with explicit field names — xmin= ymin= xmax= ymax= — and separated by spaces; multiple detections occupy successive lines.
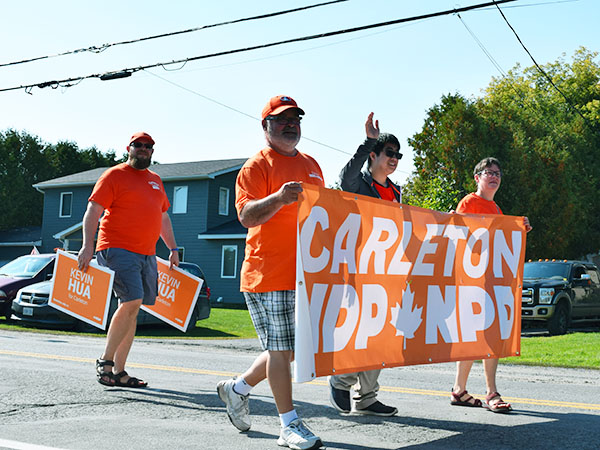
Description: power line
xmin=492 ymin=0 xmax=590 ymax=124
xmin=0 ymin=0 xmax=348 ymax=69
xmin=0 ymin=0 xmax=516 ymax=94
xmin=456 ymin=11 xmax=561 ymax=133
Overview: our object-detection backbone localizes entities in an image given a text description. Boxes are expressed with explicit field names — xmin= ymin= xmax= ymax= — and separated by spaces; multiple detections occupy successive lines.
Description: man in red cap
xmin=217 ymin=95 xmax=324 ymax=449
xmin=78 ymin=132 xmax=179 ymax=388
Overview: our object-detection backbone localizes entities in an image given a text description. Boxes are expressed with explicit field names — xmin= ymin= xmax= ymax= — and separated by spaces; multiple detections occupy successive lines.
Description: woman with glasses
xmin=450 ymin=156 xmax=532 ymax=413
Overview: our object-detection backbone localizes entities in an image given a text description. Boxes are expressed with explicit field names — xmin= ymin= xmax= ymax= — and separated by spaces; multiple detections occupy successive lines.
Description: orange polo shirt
xmin=236 ymin=147 xmax=324 ymax=292
xmin=89 ymin=163 xmax=170 ymax=255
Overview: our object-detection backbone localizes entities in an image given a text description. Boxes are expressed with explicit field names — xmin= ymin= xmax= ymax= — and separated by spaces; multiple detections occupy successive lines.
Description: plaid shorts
xmin=243 ymin=290 xmax=295 ymax=351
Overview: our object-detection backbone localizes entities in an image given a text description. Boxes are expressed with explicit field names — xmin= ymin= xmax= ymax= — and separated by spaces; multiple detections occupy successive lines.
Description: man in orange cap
xmin=217 ymin=95 xmax=324 ymax=449
xmin=78 ymin=131 xmax=179 ymax=388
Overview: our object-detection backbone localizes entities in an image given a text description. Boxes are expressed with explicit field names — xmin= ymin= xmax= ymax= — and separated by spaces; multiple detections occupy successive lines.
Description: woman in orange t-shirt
xmin=451 ymin=157 xmax=532 ymax=413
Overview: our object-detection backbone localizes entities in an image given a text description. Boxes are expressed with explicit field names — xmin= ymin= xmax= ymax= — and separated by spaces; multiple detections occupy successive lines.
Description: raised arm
xmin=339 ymin=112 xmax=380 ymax=192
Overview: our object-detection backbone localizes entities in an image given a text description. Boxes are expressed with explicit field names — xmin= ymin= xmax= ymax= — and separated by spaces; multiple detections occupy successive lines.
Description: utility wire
xmin=0 ymin=0 xmax=348 ymax=69
xmin=0 ymin=0 xmax=516 ymax=94
xmin=126 ymin=0 xmax=570 ymax=77
xmin=492 ymin=0 xmax=589 ymax=124
xmin=456 ymin=12 xmax=559 ymax=133
xmin=457 ymin=13 xmax=506 ymax=76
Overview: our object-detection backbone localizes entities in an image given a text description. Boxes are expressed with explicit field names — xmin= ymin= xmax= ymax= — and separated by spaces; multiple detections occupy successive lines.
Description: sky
xmin=0 ymin=0 xmax=598 ymax=187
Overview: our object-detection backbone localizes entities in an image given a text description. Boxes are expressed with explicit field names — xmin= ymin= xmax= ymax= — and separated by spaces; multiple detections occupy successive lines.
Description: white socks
xmin=233 ymin=377 xmax=252 ymax=396
xmin=279 ymin=409 xmax=298 ymax=428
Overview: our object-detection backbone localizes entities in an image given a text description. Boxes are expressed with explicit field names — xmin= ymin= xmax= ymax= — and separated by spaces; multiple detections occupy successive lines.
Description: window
xmin=60 ymin=192 xmax=73 ymax=218
xmin=176 ymin=247 xmax=185 ymax=262
xmin=173 ymin=186 xmax=188 ymax=214
xmin=221 ymin=245 xmax=237 ymax=278
xmin=219 ymin=187 xmax=229 ymax=216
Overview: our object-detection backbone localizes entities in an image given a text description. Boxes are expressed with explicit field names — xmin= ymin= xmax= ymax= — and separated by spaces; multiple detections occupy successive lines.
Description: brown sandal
xmin=113 ymin=370 xmax=148 ymax=388
xmin=484 ymin=392 xmax=512 ymax=413
xmin=450 ymin=390 xmax=482 ymax=407
xmin=96 ymin=359 xmax=115 ymax=386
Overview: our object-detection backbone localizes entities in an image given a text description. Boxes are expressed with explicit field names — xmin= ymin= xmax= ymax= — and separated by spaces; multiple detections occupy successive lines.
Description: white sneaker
xmin=217 ymin=378 xmax=250 ymax=431
xmin=277 ymin=418 xmax=323 ymax=450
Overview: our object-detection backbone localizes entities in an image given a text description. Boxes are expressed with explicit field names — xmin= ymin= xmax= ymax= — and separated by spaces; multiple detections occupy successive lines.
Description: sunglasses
xmin=131 ymin=142 xmax=154 ymax=149
xmin=265 ymin=116 xmax=302 ymax=125
xmin=384 ymin=149 xmax=402 ymax=160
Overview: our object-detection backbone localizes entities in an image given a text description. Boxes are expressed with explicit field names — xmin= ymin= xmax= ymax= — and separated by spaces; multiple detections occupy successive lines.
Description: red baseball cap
xmin=129 ymin=132 xmax=155 ymax=145
xmin=261 ymin=95 xmax=305 ymax=119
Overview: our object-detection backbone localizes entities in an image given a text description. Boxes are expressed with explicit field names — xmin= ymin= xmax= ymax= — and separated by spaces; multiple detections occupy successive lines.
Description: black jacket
xmin=339 ymin=138 xmax=402 ymax=202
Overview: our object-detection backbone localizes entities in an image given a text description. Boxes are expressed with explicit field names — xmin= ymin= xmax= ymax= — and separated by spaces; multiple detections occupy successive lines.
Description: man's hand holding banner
xmin=294 ymin=185 xmax=527 ymax=382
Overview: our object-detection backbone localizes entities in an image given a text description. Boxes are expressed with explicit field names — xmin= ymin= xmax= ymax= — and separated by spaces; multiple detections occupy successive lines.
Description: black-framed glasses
xmin=265 ymin=116 xmax=302 ymax=125
xmin=384 ymin=149 xmax=403 ymax=160
xmin=131 ymin=142 xmax=154 ymax=149
xmin=479 ymin=169 xmax=502 ymax=178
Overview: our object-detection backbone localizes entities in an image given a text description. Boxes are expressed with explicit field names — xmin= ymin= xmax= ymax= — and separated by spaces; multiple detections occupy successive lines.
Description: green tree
xmin=405 ymin=48 xmax=600 ymax=259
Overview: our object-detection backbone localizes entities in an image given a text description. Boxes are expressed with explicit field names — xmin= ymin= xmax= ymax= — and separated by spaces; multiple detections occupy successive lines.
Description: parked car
xmin=0 ymin=254 xmax=56 ymax=318
xmin=11 ymin=260 xmax=211 ymax=333
xmin=521 ymin=260 xmax=600 ymax=335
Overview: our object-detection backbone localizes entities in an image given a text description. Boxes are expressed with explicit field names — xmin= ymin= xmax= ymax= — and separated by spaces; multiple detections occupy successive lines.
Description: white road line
xmin=0 ymin=439 xmax=67 ymax=450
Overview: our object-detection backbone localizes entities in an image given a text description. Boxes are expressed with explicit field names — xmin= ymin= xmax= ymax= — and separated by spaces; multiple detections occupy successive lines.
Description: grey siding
xmin=40 ymin=186 xmax=91 ymax=252
xmin=207 ymin=171 xmax=239 ymax=230
xmin=198 ymin=239 xmax=245 ymax=305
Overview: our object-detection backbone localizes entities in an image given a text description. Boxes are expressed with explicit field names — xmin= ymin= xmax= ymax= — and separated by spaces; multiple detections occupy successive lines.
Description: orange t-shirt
xmin=236 ymin=147 xmax=325 ymax=292
xmin=373 ymin=182 xmax=398 ymax=203
xmin=89 ymin=163 xmax=170 ymax=255
xmin=456 ymin=192 xmax=503 ymax=215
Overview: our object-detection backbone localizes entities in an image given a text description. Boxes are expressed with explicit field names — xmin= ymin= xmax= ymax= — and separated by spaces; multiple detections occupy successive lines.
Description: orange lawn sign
xmin=294 ymin=184 xmax=527 ymax=382
xmin=140 ymin=258 xmax=204 ymax=332
xmin=49 ymin=250 xmax=114 ymax=330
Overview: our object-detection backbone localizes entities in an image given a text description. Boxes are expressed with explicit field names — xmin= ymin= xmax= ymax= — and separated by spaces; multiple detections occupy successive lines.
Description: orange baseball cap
xmin=129 ymin=132 xmax=155 ymax=145
xmin=261 ymin=95 xmax=305 ymax=119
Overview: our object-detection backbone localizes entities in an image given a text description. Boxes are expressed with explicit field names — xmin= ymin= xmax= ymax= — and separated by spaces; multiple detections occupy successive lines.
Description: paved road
xmin=0 ymin=329 xmax=599 ymax=450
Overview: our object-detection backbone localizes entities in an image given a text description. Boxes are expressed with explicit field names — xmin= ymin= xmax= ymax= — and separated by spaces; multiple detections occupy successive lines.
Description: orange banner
xmin=140 ymin=258 xmax=203 ymax=332
xmin=49 ymin=250 xmax=114 ymax=330
xmin=294 ymin=185 xmax=526 ymax=382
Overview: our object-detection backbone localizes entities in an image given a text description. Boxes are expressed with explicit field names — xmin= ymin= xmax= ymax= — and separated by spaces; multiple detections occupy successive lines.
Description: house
xmin=0 ymin=226 xmax=42 ymax=267
xmin=31 ymin=159 xmax=248 ymax=305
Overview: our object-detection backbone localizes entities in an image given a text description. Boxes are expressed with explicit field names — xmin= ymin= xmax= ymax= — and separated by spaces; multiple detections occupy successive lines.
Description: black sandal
xmin=96 ymin=359 xmax=115 ymax=386
xmin=113 ymin=370 xmax=148 ymax=388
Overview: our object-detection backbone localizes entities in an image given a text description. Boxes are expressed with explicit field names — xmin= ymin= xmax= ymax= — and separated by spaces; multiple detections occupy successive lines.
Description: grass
xmin=504 ymin=332 xmax=600 ymax=370
xmin=0 ymin=307 xmax=257 ymax=340
xmin=2 ymin=312 xmax=598 ymax=370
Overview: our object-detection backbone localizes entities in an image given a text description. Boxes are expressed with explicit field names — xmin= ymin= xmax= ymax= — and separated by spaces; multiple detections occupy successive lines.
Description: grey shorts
xmin=243 ymin=290 xmax=295 ymax=351
xmin=96 ymin=248 xmax=157 ymax=305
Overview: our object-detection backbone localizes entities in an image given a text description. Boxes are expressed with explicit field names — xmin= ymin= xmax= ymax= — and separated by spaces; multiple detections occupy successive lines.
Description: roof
xmin=0 ymin=226 xmax=42 ymax=246
xmin=197 ymin=219 xmax=247 ymax=240
xmin=33 ymin=158 xmax=248 ymax=189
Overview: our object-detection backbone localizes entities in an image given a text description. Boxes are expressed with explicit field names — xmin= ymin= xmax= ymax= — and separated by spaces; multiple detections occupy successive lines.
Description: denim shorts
xmin=96 ymin=248 xmax=157 ymax=305
xmin=243 ymin=290 xmax=295 ymax=351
